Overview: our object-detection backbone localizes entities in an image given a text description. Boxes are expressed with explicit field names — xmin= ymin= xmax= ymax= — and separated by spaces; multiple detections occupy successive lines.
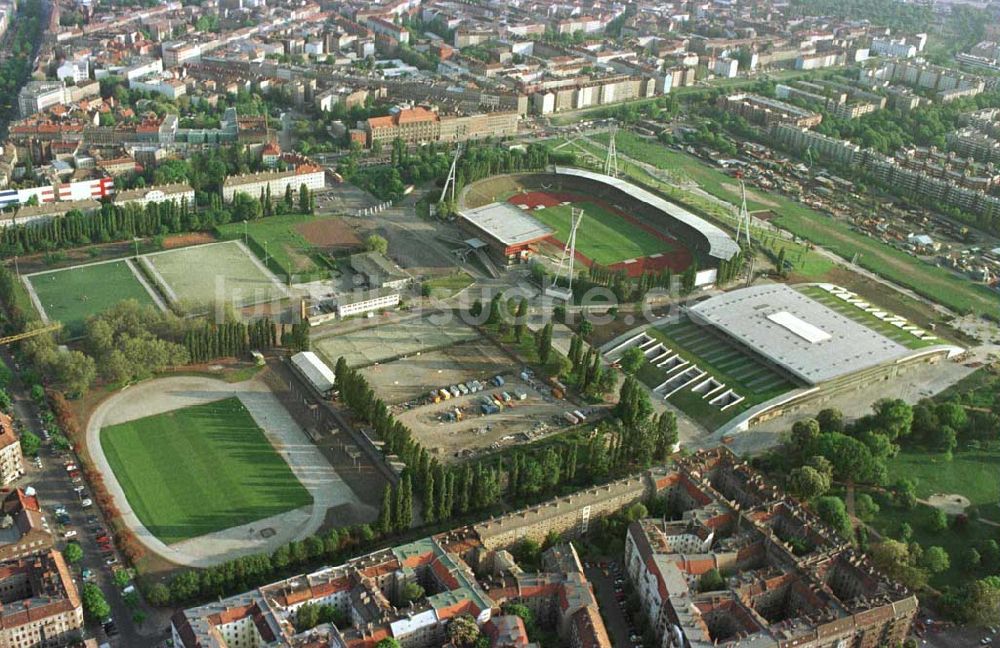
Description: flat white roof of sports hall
xmin=685 ymin=283 xmax=915 ymax=385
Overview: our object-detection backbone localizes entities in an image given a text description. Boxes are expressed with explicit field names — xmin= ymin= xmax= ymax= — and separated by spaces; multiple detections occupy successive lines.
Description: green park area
xmin=579 ymin=131 xmax=999 ymax=316
xmin=27 ymin=260 xmax=157 ymax=338
xmin=530 ymin=201 xmax=668 ymax=265
xmin=100 ymin=397 xmax=313 ymax=545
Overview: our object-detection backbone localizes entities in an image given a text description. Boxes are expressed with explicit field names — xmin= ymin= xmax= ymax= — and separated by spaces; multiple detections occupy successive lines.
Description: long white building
xmin=222 ymin=166 xmax=325 ymax=202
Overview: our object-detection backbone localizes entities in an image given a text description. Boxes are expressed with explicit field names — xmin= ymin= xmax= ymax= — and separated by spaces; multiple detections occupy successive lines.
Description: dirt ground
xmin=361 ymin=338 xmax=511 ymax=404
xmin=362 ymin=338 xmax=580 ymax=463
xmin=399 ymin=381 xmax=575 ymax=464
xmin=162 ymin=232 xmax=216 ymax=249
xmin=297 ymin=219 xmax=362 ymax=251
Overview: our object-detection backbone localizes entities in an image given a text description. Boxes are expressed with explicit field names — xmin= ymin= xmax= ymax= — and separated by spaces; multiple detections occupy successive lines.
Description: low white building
xmin=290 ymin=351 xmax=336 ymax=396
xmin=129 ymin=73 xmax=187 ymax=100
xmin=335 ymin=288 xmax=400 ymax=318
xmin=56 ymin=58 xmax=89 ymax=83
xmin=114 ymin=183 xmax=194 ymax=208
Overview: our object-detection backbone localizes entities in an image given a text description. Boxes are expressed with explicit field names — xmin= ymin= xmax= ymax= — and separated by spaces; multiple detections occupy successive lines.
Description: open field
xmin=100 ymin=396 xmax=313 ymax=545
xmin=585 ymin=132 xmax=1000 ymax=315
xmin=796 ymin=284 xmax=938 ymax=350
xmin=527 ymin=201 xmax=667 ymax=265
xmin=634 ymin=319 xmax=797 ymax=429
xmin=862 ymin=446 xmax=1000 ymax=588
xmin=142 ymin=240 xmax=290 ymax=313
xmin=362 ymin=338 xmax=512 ymax=404
xmin=216 ymin=214 xmax=360 ymax=280
xmin=362 ymin=338 xmax=578 ymax=463
xmin=26 ymin=259 xmax=157 ymax=337
xmin=313 ymin=312 xmax=479 ymax=368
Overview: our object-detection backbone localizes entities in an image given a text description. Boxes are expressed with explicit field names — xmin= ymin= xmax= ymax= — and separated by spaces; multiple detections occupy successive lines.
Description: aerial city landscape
xmin=0 ymin=0 xmax=999 ymax=646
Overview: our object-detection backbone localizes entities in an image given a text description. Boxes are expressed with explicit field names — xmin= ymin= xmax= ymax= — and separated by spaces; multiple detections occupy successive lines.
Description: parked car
xmin=80 ymin=499 xmax=93 ymax=508
xmin=63 ymin=530 xmax=77 ymax=539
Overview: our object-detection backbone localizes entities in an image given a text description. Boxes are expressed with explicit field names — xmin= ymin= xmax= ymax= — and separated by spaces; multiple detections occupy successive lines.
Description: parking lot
xmin=4 ymin=348 xmax=158 ymax=646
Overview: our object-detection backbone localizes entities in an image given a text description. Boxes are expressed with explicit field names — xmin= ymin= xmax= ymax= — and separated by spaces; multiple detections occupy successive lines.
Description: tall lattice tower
xmin=545 ymin=207 xmax=585 ymax=301
xmin=604 ymin=124 xmax=619 ymax=178
xmin=439 ymin=144 xmax=463 ymax=205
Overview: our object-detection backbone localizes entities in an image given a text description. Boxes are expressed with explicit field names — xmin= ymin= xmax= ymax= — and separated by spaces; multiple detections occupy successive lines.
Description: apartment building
xmin=717 ymin=93 xmax=823 ymax=128
xmin=0 ymin=412 xmax=22 ymax=486
xmin=364 ymin=107 xmax=519 ymax=148
xmin=0 ymin=550 xmax=84 ymax=647
xmin=17 ymin=82 xmax=66 ymax=118
xmin=221 ymin=166 xmax=324 ymax=202
xmin=624 ymin=449 xmax=917 ymax=648
xmin=0 ymin=490 xmax=54 ymax=562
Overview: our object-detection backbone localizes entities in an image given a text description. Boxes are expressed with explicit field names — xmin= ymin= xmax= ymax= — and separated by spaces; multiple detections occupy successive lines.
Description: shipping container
xmin=564 ymin=412 xmax=580 ymax=425
xmin=573 ymin=410 xmax=587 ymax=421
xmin=439 ymin=389 xmax=451 ymax=400
xmin=458 ymin=383 xmax=469 ymax=395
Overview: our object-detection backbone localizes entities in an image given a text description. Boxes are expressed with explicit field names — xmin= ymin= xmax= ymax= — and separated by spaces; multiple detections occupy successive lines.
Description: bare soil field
xmin=297 ymin=219 xmax=362 ymax=251
xmin=361 ymin=339 xmax=511 ymax=404
xmin=162 ymin=232 xmax=216 ymax=249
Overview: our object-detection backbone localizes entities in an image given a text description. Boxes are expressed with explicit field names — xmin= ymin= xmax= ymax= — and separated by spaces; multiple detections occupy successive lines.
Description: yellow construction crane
xmin=0 ymin=323 xmax=62 ymax=346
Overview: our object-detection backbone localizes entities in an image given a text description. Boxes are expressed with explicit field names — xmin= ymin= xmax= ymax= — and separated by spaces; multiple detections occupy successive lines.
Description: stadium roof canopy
xmin=686 ymin=284 xmax=914 ymax=385
xmin=459 ymin=202 xmax=553 ymax=247
xmin=553 ymin=166 xmax=741 ymax=261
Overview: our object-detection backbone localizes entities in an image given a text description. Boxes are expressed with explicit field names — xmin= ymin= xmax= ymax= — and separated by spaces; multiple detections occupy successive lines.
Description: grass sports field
xmin=216 ymin=214 xmax=359 ymax=281
xmin=100 ymin=396 xmax=313 ymax=545
xmin=638 ymin=319 xmax=796 ymax=428
xmin=142 ymin=240 xmax=289 ymax=312
xmin=582 ymin=131 xmax=999 ymax=316
xmin=27 ymin=260 xmax=156 ymax=337
xmin=530 ymin=201 xmax=669 ymax=266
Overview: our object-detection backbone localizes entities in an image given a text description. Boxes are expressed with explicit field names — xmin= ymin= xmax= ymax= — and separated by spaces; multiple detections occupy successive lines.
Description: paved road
xmin=0 ymin=349 xmax=157 ymax=646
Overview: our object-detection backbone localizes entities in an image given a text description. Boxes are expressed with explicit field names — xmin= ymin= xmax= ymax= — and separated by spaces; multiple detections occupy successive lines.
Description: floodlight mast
xmin=545 ymin=207 xmax=584 ymax=300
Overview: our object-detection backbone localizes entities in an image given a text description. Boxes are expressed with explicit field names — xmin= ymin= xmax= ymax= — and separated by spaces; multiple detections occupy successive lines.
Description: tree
xmin=855 ymin=493 xmax=880 ymax=522
xmin=787 ymin=465 xmax=829 ymax=499
xmin=82 ymin=583 xmax=111 ymax=620
xmin=815 ymin=496 xmax=853 ymax=538
xmin=514 ymin=298 xmax=528 ymax=343
xmin=872 ymin=398 xmax=913 ymax=441
xmin=537 ymin=323 xmax=553 ymax=364
xmin=698 ymin=569 xmax=725 ymax=592
xmin=927 ymin=508 xmax=949 ymax=533
xmin=19 ymin=431 xmax=40 ymax=457
xmin=447 ymin=614 xmax=481 ymax=648
xmin=298 ymin=183 xmax=311 ymax=214
xmin=146 ymin=582 xmax=170 ymax=607
xmin=789 ymin=418 xmax=821 ymax=458
xmin=964 ymin=547 xmax=983 ymax=571
xmin=619 ymin=347 xmax=645 ymax=374
xmin=813 ymin=432 xmax=885 ymax=485
xmin=400 ymin=581 xmax=424 ymax=604
xmin=63 ymin=542 xmax=84 ymax=563
xmin=375 ymin=639 xmax=402 ymax=648
xmin=964 ymin=577 xmax=1000 ymax=626
xmin=377 ymin=485 xmax=394 ymax=535
xmin=922 ymin=546 xmax=950 ymax=574
xmin=817 ymin=408 xmax=844 ymax=434
xmin=365 ymin=234 xmax=389 ymax=255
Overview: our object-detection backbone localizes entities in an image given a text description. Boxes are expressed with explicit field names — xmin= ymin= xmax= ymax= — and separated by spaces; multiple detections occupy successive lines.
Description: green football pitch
xmin=26 ymin=260 xmax=156 ymax=338
xmin=529 ymin=201 xmax=669 ymax=265
xmin=100 ymin=397 xmax=313 ymax=545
